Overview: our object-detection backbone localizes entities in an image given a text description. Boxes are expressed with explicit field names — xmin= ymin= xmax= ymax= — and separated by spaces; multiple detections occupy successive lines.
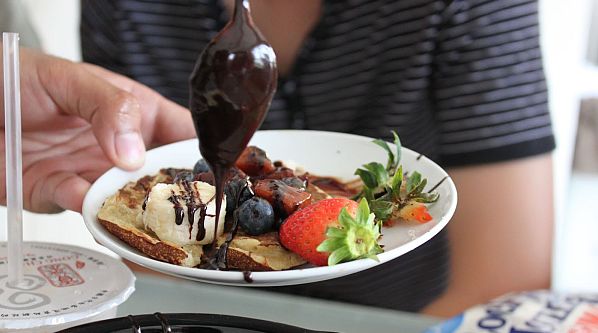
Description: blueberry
xmin=174 ymin=170 xmax=195 ymax=183
xmin=281 ymin=177 xmax=306 ymax=190
xmin=193 ymin=159 xmax=210 ymax=174
xmin=236 ymin=197 xmax=274 ymax=235
xmin=225 ymin=177 xmax=253 ymax=215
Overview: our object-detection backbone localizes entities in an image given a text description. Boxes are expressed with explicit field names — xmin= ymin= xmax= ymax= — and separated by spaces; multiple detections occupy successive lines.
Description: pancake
xmin=97 ymin=169 xmax=308 ymax=270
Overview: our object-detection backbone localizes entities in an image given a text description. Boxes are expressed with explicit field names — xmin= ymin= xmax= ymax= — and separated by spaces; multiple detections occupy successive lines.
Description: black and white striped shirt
xmin=81 ymin=0 xmax=555 ymax=312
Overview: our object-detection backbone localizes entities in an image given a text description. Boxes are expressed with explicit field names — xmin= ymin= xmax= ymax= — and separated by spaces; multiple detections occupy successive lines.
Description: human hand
xmin=0 ymin=49 xmax=195 ymax=213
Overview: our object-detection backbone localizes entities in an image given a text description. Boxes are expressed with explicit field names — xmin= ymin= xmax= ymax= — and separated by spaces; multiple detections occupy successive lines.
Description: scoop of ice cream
xmin=142 ymin=181 xmax=226 ymax=246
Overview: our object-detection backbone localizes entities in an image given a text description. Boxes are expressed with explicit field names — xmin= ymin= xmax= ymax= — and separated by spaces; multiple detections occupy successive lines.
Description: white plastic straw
xmin=3 ymin=32 xmax=23 ymax=286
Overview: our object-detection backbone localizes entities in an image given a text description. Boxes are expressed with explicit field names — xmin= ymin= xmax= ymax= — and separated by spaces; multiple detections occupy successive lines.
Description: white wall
xmin=22 ymin=0 xmax=81 ymax=61
xmin=539 ymin=0 xmax=598 ymax=292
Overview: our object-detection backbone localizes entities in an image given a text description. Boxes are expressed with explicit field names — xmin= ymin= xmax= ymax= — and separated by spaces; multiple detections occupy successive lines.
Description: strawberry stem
xmin=317 ymin=199 xmax=383 ymax=266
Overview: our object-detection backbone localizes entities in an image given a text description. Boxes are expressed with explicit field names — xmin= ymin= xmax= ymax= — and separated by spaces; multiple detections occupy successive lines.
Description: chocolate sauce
xmin=200 ymin=208 xmax=241 ymax=270
xmin=243 ymin=271 xmax=253 ymax=283
xmin=167 ymin=192 xmax=185 ymax=226
xmin=167 ymin=182 xmax=215 ymax=242
xmin=141 ymin=195 xmax=148 ymax=211
xmin=189 ymin=0 xmax=277 ymax=267
xmin=197 ymin=198 xmax=214 ymax=242
xmin=310 ymin=176 xmax=360 ymax=198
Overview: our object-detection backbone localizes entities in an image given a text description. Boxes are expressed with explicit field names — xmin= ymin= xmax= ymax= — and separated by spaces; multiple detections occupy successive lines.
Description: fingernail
xmin=115 ymin=132 xmax=145 ymax=168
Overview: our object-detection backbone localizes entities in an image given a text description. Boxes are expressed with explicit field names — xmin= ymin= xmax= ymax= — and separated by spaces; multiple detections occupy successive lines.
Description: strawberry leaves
xmin=368 ymin=200 xmax=394 ymax=221
xmin=405 ymin=171 xmax=440 ymax=203
xmin=354 ymin=162 xmax=388 ymax=191
xmin=317 ymin=199 xmax=383 ymax=266
xmin=354 ymin=131 xmax=439 ymax=223
xmin=372 ymin=131 xmax=401 ymax=171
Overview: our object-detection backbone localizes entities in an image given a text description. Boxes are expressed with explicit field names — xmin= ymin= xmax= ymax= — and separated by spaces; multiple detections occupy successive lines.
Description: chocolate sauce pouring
xmin=189 ymin=0 xmax=278 ymax=264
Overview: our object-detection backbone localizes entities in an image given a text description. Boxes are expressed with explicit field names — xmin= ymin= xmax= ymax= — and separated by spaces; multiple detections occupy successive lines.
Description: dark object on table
xmin=57 ymin=313 xmax=335 ymax=333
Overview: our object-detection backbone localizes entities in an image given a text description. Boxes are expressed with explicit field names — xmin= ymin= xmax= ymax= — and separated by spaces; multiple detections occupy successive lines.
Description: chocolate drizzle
xmin=167 ymin=181 xmax=215 ymax=242
xmin=309 ymin=176 xmax=360 ymax=198
xmin=167 ymin=192 xmax=185 ymax=226
xmin=201 ymin=207 xmax=240 ymax=270
xmin=243 ymin=271 xmax=253 ymax=283
xmin=189 ymin=0 xmax=277 ymax=269
xmin=141 ymin=194 xmax=149 ymax=211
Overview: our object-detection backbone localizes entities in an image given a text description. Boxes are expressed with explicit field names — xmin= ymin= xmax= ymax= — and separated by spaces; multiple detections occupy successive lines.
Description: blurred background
xmin=0 ymin=0 xmax=596 ymax=295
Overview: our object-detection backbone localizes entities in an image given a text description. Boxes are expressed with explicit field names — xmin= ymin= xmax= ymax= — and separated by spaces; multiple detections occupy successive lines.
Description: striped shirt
xmin=81 ymin=0 xmax=555 ymax=312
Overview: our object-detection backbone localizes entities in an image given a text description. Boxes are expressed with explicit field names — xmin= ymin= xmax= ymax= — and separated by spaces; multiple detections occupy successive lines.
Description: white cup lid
xmin=0 ymin=242 xmax=135 ymax=330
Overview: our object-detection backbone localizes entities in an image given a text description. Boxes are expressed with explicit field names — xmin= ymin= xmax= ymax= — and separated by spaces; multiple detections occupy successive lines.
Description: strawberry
xmin=279 ymin=198 xmax=383 ymax=266
xmin=253 ymin=179 xmax=311 ymax=216
xmin=397 ymin=202 xmax=432 ymax=223
xmin=235 ymin=146 xmax=275 ymax=177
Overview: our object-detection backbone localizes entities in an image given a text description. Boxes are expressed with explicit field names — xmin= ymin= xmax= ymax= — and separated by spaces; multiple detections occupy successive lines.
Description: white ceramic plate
xmin=82 ymin=130 xmax=457 ymax=287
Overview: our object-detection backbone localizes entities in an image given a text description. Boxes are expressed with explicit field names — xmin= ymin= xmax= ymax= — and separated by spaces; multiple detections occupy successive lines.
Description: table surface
xmin=117 ymin=273 xmax=443 ymax=333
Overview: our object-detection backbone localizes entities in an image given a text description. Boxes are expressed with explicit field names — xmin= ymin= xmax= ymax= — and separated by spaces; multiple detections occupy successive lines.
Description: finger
xmin=53 ymin=173 xmax=91 ymax=213
xmin=35 ymin=54 xmax=145 ymax=170
xmin=79 ymin=169 xmax=110 ymax=183
xmin=82 ymin=63 xmax=196 ymax=145
xmin=23 ymin=142 xmax=111 ymax=213
xmin=31 ymin=172 xmax=91 ymax=213
xmin=151 ymin=98 xmax=196 ymax=145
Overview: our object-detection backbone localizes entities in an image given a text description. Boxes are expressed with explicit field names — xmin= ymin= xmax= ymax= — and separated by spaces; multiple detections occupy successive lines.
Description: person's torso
xmin=81 ymin=0 xmax=456 ymax=312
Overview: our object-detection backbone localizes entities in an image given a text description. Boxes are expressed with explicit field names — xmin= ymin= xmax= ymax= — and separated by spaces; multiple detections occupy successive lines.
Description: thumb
xmin=35 ymin=53 xmax=145 ymax=170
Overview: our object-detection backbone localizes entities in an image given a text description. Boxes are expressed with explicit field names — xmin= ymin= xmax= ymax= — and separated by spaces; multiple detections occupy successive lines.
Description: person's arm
xmin=421 ymin=0 xmax=555 ymax=316
xmin=422 ymin=153 xmax=553 ymax=317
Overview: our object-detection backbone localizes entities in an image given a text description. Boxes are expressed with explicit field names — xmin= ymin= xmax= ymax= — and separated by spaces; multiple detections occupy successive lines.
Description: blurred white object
xmin=3 ymin=32 xmax=24 ymax=286
xmin=0 ymin=0 xmax=40 ymax=48
xmin=539 ymin=0 xmax=598 ymax=293
xmin=557 ymin=173 xmax=598 ymax=293
xmin=22 ymin=0 xmax=81 ymax=61
xmin=0 ymin=242 xmax=134 ymax=332
xmin=587 ymin=0 xmax=598 ymax=65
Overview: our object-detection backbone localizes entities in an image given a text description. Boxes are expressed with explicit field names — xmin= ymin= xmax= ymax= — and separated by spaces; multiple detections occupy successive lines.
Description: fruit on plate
xmin=253 ymin=179 xmax=311 ymax=216
xmin=193 ymin=159 xmax=211 ymax=174
xmin=396 ymin=202 xmax=432 ymax=223
xmin=235 ymin=146 xmax=276 ymax=176
xmin=279 ymin=198 xmax=383 ymax=266
xmin=224 ymin=175 xmax=254 ymax=215
xmin=237 ymin=197 xmax=275 ymax=236
xmin=354 ymin=131 xmax=439 ymax=224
